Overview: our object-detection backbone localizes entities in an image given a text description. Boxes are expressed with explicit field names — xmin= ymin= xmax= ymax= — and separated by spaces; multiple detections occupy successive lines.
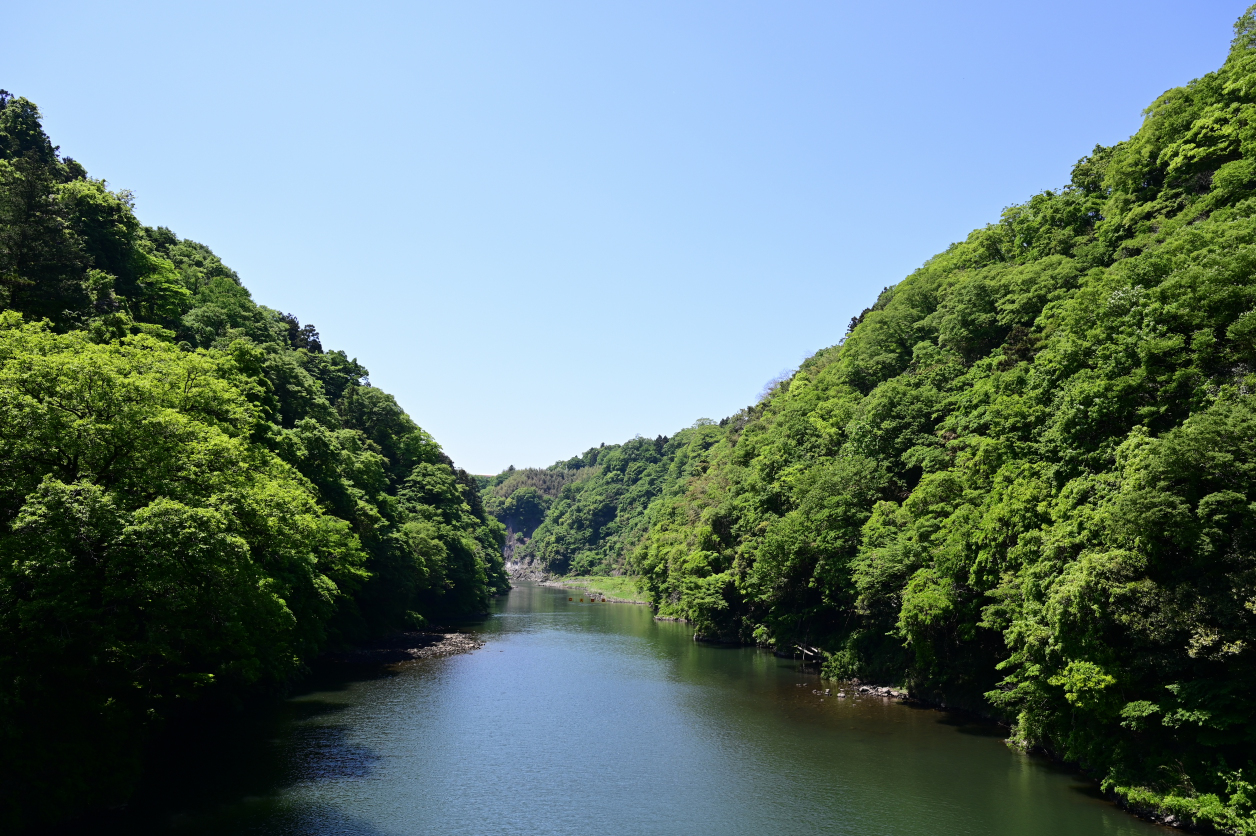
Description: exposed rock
xmin=505 ymin=555 xmax=547 ymax=581
xmin=320 ymin=631 xmax=485 ymax=665
xmin=855 ymin=684 xmax=908 ymax=699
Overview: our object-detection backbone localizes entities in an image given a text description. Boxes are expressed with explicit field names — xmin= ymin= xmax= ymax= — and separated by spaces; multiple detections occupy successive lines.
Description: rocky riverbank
xmin=320 ymin=630 xmax=485 ymax=665
xmin=852 ymin=683 xmax=910 ymax=699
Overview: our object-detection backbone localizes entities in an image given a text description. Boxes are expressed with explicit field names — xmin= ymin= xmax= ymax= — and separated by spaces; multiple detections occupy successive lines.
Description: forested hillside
xmin=481 ymin=425 xmax=722 ymax=577
xmin=0 ymin=92 xmax=508 ymax=830
xmin=487 ymin=12 xmax=1256 ymax=832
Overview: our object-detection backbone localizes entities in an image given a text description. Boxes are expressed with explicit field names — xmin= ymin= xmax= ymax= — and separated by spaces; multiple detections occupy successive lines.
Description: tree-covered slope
xmin=0 ymin=92 xmax=508 ymax=829
xmin=481 ymin=425 xmax=724 ymax=577
xmin=495 ymin=11 xmax=1256 ymax=832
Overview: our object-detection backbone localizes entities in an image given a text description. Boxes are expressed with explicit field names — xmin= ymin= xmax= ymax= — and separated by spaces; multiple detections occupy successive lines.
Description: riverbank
xmin=540 ymin=575 xmax=650 ymax=604
xmin=319 ymin=630 xmax=485 ymax=665
xmin=74 ymin=580 xmax=1172 ymax=836
xmin=533 ymin=577 xmax=1189 ymax=833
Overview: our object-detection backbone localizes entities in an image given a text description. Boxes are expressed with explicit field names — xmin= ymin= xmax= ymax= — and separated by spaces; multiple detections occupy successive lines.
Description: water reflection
xmin=84 ymin=582 xmax=1168 ymax=836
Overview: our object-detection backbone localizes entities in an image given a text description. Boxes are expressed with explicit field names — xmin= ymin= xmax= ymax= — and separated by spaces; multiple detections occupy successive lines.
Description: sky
xmin=2 ymin=1 xmax=1248 ymax=473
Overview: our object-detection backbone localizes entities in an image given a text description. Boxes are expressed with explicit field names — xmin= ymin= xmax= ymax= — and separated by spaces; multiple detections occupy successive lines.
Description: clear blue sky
xmin=2 ymin=1 xmax=1246 ymax=473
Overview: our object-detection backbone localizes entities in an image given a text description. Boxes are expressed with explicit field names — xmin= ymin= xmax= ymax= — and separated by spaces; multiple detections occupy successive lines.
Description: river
xmin=101 ymin=581 xmax=1167 ymax=835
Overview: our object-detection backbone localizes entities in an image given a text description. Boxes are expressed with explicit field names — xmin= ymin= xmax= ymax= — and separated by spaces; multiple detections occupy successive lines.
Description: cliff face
xmin=500 ymin=521 xmax=546 ymax=579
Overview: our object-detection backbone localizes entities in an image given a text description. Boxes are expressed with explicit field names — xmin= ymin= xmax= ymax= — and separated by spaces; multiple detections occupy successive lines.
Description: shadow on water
xmin=286 ymin=724 xmax=380 ymax=783
xmin=930 ymin=712 xmax=1010 ymax=738
xmin=1067 ymin=780 xmax=1111 ymax=802
xmin=165 ymin=803 xmax=397 ymax=836
xmin=1020 ymin=752 xmax=1118 ymax=804
xmin=59 ymin=661 xmax=403 ymax=835
xmin=900 ymin=701 xmax=1147 ymax=822
xmin=257 ymin=806 xmax=399 ymax=836
xmin=904 ymin=702 xmax=1123 ymax=807
xmin=64 ymin=582 xmax=1170 ymax=836
xmin=888 ymin=692 xmax=1012 ymax=740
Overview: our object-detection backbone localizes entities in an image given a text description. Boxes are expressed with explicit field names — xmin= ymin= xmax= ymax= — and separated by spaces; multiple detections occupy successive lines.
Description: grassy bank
xmin=550 ymin=576 xmax=649 ymax=604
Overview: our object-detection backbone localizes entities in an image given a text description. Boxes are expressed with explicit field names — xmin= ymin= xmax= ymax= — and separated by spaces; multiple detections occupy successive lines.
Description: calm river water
xmin=103 ymin=581 xmax=1166 ymax=836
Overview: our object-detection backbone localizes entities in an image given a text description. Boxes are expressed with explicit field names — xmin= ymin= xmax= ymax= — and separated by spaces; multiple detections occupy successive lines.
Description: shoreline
xmin=537 ymin=576 xmax=652 ymax=605
xmin=319 ymin=629 xmax=485 ymax=665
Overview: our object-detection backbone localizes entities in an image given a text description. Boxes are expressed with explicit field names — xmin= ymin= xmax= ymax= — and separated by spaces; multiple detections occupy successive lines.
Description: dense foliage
xmin=481 ymin=427 xmax=721 ymax=576
xmin=0 ymin=92 xmax=507 ymax=829
xmin=490 ymin=12 xmax=1256 ymax=831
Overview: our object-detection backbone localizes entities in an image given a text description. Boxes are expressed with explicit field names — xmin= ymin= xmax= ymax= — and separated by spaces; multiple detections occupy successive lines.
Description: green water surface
xmin=104 ymin=581 xmax=1168 ymax=835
